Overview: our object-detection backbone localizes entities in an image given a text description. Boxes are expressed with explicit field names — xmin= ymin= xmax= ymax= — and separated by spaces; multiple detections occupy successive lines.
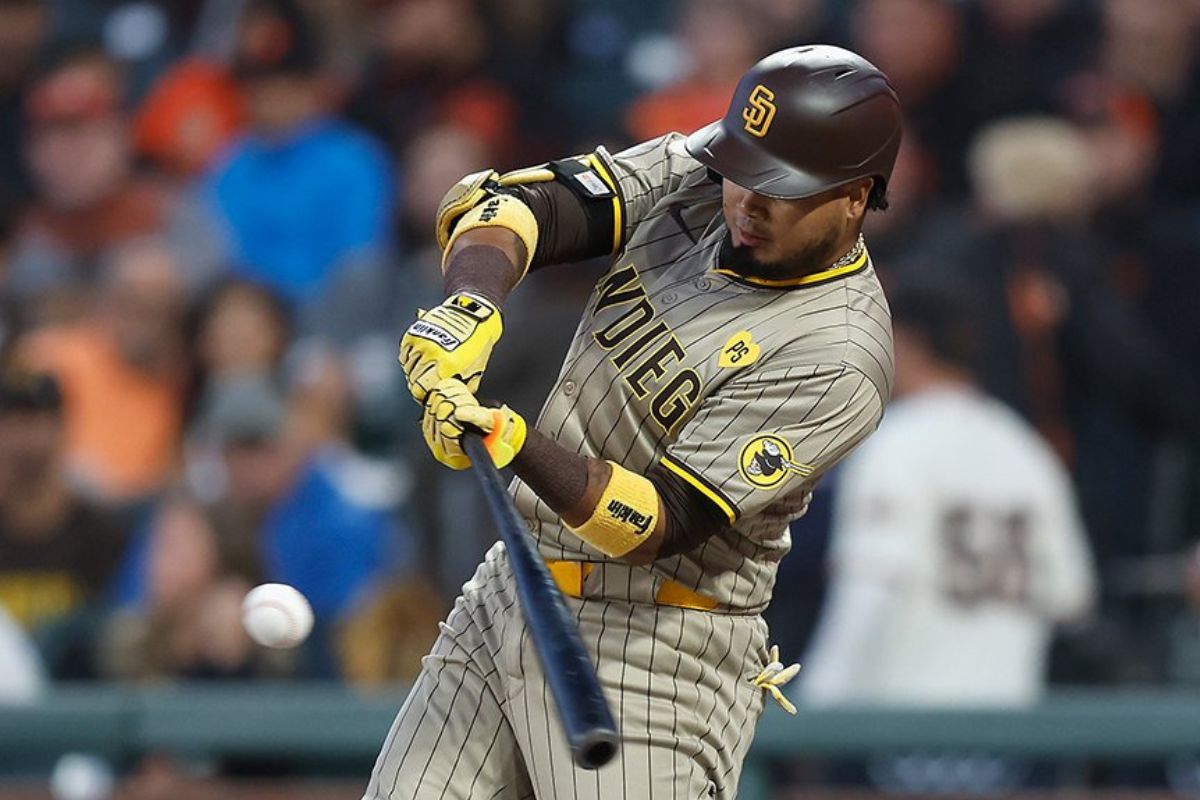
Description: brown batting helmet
xmin=686 ymin=45 xmax=902 ymax=200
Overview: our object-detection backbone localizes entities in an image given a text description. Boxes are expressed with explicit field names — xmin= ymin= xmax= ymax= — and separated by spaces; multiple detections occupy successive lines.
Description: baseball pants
xmin=363 ymin=542 xmax=769 ymax=800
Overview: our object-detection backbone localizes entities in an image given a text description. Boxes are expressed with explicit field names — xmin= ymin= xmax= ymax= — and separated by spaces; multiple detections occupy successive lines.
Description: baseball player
xmin=366 ymin=45 xmax=902 ymax=800
xmin=800 ymin=284 xmax=1097 ymax=709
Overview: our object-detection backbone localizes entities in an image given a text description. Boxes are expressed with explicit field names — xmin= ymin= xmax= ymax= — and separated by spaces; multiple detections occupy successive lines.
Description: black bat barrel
xmin=462 ymin=434 xmax=619 ymax=769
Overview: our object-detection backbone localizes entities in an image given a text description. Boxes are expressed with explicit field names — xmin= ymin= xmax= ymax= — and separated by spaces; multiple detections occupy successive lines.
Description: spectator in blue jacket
xmin=202 ymin=0 xmax=394 ymax=339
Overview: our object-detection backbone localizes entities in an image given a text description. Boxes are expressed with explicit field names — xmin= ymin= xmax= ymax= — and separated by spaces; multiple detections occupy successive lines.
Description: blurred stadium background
xmin=0 ymin=0 xmax=1199 ymax=797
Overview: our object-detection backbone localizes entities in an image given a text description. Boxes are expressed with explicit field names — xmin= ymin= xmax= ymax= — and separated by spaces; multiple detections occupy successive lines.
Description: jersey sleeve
xmin=1028 ymin=449 xmax=1097 ymax=621
xmin=660 ymin=362 xmax=886 ymax=525
xmin=594 ymin=132 xmax=710 ymax=251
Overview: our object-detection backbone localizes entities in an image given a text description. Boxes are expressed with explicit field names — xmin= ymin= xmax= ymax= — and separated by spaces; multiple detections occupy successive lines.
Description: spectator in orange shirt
xmin=134 ymin=59 xmax=245 ymax=179
xmin=16 ymin=238 xmax=189 ymax=503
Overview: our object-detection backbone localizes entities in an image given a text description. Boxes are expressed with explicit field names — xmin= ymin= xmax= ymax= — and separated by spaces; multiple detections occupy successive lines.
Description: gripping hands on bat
xmin=422 ymin=378 xmax=526 ymax=470
xmin=398 ymin=292 xmax=503 ymax=402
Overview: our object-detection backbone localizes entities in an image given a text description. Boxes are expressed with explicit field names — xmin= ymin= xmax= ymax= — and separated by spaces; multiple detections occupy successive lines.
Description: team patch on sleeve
xmin=738 ymin=434 xmax=813 ymax=489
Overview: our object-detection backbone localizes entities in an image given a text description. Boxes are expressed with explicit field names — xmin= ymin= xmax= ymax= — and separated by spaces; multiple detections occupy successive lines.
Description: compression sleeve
xmin=506 ymin=179 xmax=616 ymax=270
xmin=646 ymin=462 xmax=730 ymax=557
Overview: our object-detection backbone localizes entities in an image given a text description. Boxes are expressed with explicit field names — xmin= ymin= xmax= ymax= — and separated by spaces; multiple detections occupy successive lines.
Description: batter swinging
xmin=366 ymin=44 xmax=902 ymax=800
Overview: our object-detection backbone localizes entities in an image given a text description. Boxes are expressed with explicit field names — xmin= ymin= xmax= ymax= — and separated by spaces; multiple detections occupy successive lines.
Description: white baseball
xmin=241 ymin=583 xmax=314 ymax=649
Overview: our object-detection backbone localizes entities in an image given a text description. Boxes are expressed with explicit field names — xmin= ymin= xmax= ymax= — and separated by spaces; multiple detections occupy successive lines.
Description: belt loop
xmin=546 ymin=559 xmax=717 ymax=610
xmin=655 ymin=580 xmax=719 ymax=612
xmin=546 ymin=560 xmax=587 ymax=597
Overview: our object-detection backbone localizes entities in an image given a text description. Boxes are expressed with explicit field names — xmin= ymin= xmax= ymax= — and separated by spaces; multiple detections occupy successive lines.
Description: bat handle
xmin=462 ymin=434 xmax=620 ymax=769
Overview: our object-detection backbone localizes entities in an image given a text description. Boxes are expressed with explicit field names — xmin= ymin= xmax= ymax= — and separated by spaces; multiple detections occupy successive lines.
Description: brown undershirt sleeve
xmin=507 ymin=181 xmax=614 ymax=270
xmin=443 ymin=245 xmax=522 ymax=306
xmin=645 ymin=463 xmax=730 ymax=557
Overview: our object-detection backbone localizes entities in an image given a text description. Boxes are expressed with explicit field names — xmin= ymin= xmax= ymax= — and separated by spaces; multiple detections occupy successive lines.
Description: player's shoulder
xmin=601 ymin=132 xmax=718 ymax=200
xmin=973 ymin=396 xmax=1070 ymax=477
xmin=604 ymin=134 xmax=722 ymax=251
xmin=603 ymin=131 xmax=694 ymax=170
xmin=762 ymin=261 xmax=893 ymax=401
xmin=897 ymin=389 xmax=1066 ymax=478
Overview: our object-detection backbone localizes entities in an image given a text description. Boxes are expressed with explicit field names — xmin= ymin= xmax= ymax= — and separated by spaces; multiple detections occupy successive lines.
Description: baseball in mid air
xmin=241 ymin=583 xmax=313 ymax=649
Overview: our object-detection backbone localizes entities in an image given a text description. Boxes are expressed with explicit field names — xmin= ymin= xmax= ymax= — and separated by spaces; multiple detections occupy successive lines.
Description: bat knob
xmin=575 ymin=729 xmax=619 ymax=769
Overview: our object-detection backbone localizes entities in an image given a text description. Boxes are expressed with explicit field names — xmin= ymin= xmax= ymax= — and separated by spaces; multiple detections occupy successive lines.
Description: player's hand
xmin=422 ymin=378 xmax=527 ymax=470
xmin=399 ymin=292 xmax=502 ymax=403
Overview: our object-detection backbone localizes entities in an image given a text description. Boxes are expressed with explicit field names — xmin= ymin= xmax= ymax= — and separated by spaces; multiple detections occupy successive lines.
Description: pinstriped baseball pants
xmin=363 ymin=542 xmax=769 ymax=800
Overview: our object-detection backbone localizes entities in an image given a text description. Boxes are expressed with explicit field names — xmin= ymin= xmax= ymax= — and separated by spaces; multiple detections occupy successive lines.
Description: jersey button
xmin=562 ymin=380 xmax=577 ymax=396
xmin=663 ymin=292 xmax=678 ymax=304
xmin=695 ymin=277 xmax=712 ymax=291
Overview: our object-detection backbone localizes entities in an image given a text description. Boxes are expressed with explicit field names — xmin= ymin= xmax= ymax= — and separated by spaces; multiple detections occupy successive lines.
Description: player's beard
xmin=718 ymin=228 xmax=843 ymax=282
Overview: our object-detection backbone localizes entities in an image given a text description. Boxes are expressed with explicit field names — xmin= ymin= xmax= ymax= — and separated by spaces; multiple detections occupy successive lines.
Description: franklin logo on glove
xmin=408 ymin=321 xmax=462 ymax=350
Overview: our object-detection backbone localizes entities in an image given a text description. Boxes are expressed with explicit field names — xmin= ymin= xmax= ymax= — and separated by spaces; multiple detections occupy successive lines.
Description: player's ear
xmin=845 ymin=179 xmax=872 ymax=220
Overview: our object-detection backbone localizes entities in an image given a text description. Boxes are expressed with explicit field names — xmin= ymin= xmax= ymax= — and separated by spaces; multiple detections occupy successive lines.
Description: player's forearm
xmin=511 ymin=428 xmax=603 ymax=524
xmin=512 ymin=427 xmax=667 ymax=564
xmin=442 ymin=229 xmax=526 ymax=306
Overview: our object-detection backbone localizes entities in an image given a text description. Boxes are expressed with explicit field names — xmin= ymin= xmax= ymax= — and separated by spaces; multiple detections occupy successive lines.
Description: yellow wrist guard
xmin=568 ymin=462 xmax=659 ymax=558
xmin=443 ymin=194 xmax=539 ymax=280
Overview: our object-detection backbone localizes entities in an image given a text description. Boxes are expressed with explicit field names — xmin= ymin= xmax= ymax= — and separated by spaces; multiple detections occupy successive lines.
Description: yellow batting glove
xmin=399 ymin=292 xmax=502 ymax=403
xmin=751 ymin=645 xmax=801 ymax=715
xmin=422 ymin=378 xmax=527 ymax=470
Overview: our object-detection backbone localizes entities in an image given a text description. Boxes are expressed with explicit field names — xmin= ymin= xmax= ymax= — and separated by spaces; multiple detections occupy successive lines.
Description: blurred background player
xmin=800 ymin=283 xmax=1097 ymax=708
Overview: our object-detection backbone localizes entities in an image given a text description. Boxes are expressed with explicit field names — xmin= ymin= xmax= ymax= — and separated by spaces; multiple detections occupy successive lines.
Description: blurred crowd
xmin=0 ymin=0 xmax=1198 ymax=703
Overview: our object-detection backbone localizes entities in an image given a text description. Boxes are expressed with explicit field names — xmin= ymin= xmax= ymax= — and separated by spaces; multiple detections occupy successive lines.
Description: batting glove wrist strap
xmin=399 ymin=292 xmax=503 ymax=402
xmin=443 ymin=194 xmax=539 ymax=281
xmin=479 ymin=407 xmax=527 ymax=468
xmin=568 ymin=462 xmax=659 ymax=558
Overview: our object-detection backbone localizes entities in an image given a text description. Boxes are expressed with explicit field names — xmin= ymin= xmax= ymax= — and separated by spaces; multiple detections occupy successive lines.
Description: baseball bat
xmin=462 ymin=433 xmax=619 ymax=770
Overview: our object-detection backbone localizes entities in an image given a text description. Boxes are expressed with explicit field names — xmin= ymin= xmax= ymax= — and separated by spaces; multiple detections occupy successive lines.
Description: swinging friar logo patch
xmin=738 ymin=434 xmax=813 ymax=489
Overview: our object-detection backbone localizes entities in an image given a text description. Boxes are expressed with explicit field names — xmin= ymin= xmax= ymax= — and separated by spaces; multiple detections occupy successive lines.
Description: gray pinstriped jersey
xmin=512 ymin=132 xmax=894 ymax=613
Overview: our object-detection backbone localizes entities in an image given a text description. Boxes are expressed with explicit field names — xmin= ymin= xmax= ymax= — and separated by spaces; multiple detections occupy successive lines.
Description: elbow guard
xmin=435 ymin=169 xmax=498 ymax=249
xmin=435 ymin=168 xmax=540 ymax=280
xmin=568 ymin=462 xmax=660 ymax=558
xmin=506 ymin=157 xmax=621 ymax=256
